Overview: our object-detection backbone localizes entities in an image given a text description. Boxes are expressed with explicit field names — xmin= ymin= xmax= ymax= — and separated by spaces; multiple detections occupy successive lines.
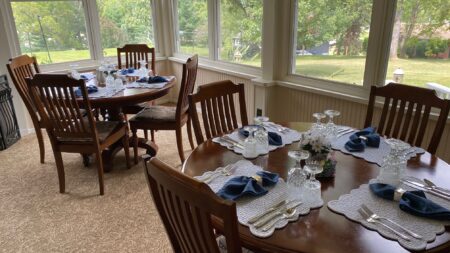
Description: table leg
xmin=100 ymin=107 xmax=159 ymax=171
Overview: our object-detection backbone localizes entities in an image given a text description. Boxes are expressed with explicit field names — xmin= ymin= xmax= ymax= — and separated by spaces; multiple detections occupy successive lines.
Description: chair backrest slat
xmin=189 ymin=80 xmax=248 ymax=145
xmin=6 ymin=55 xmax=41 ymax=122
xmin=364 ymin=83 xmax=450 ymax=154
xmin=176 ymin=55 xmax=198 ymax=118
xmin=144 ymin=157 xmax=242 ymax=253
xmin=117 ymin=44 xmax=155 ymax=74
xmin=27 ymin=74 xmax=97 ymax=142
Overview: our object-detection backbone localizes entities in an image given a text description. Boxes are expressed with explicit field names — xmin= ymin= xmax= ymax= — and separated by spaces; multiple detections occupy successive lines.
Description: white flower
xmin=312 ymin=142 xmax=322 ymax=153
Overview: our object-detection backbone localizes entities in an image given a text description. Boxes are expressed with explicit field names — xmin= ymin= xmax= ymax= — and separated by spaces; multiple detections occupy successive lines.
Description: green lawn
xmin=28 ymin=49 xmax=450 ymax=88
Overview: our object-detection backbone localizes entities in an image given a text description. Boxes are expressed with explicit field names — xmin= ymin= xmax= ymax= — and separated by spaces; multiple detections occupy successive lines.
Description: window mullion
xmin=208 ymin=0 xmax=219 ymax=61
xmin=82 ymin=0 xmax=102 ymax=61
xmin=363 ymin=0 xmax=397 ymax=88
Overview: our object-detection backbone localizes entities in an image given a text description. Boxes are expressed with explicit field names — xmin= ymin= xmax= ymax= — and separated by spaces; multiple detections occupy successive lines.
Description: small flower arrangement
xmin=301 ymin=131 xmax=331 ymax=156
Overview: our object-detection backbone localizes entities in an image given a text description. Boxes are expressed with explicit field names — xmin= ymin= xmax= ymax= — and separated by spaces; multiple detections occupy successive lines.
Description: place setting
xmin=194 ymin=159 xmax=324 ymax=238
xmin=328 ymin=137 xmax=450 ymax=251
xmin=212 ymin=116 xmax=302 ymax=159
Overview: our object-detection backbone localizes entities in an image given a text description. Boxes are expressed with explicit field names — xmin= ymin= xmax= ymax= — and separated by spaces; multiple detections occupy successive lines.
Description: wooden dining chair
xmin=118 ymin=44 xmax=156 ymax=117
xmin=143 ymin=155 xmax=243 ymax=253
xmin=129 ymin=55 xmax=198 ymax=163
xmin=27 ymin=74 xmax=131 ymax=195
xmin=364 ymin=83 xmax=450 ymax=154
xmin=188 ymin=80 xmax=248 ymax=145
xmin=6 ymin=55 xmax=45 ymax=163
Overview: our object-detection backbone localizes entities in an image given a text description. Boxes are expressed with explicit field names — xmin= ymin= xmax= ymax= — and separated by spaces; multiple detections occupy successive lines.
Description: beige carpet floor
xmin=0 ymin=128 xmax=193 ymax=252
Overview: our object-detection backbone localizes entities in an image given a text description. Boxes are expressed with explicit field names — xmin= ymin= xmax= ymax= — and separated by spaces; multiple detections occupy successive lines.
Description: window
xmin=294 ymin=0 xmax=373 ymax=85
xmin=219 ymin=0 xmax=262 ymax=67
xmin=386 ymin=0 xmax=450 ymax=89
xmin=177 ymin=0 xmax=209 ymax=57
xmin=11 ymin=0 xmax=90 ymax=64
xmin=97 ymin=0 xmax=155 ymax=57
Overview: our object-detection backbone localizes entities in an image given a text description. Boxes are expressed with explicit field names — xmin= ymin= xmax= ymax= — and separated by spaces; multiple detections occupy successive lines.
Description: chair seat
xmin=57 ymin=121 xmax=122 ymax=143
xmin=130 ymin=106 xmax=176 ymax=123
xmin=122 ymin=102 xmax=148 ymax=115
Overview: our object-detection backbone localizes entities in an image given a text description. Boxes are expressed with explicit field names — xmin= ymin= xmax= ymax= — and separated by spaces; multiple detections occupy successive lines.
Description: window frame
xmin=173 ymin=0 xmax=263 ymax=74
xmin=279 ymin=0 xmax=397 ymax=97
xmin=1 ymin=0 xmax=159 ymax=71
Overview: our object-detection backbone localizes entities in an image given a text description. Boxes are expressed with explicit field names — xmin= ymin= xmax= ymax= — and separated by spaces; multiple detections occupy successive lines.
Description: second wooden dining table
xmin=78 ymin=77 xmax=175 ymax=171
xmin=182 ymin=122 xmax=450 ymax=253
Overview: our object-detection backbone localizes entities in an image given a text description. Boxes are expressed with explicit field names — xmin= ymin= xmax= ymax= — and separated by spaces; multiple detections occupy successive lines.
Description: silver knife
xmin=247 ymin=199 xmax=287 ymax=224
xmin=253 ymin=200 xmax=302 ymax=228
xmin=401 ymin=180 xmax=450 ymax=201
xmin=337 ymin=129 xmax=355 ymax=138
xmin=221 ymin=136 xmax=245 ymax=149
xmin=423 ymin=179 xmax=450 ymax=196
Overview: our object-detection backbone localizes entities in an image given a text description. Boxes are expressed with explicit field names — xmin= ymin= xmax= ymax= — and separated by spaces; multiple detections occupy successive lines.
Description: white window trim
xmin=1 ymin=0 xmax=159 ymax=72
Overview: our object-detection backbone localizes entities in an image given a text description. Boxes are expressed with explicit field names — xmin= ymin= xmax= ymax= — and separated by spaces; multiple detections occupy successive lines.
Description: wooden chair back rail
xmin=189 ymin=80 xmax=248 ymax=145
xmin=144 ymin=157 xmax=242 ymax=253
xmin=365 ymin=83 xmax=450 ymax=154
xmin=117 ymin=44 xmax=155 ymax=74
xmin=175 ymin=55 xmax=198 ymax=118
xmin=6 ymin=55 xmax=40 ymax=115
xmin=27 ymin=74 xmax=98 ymax=142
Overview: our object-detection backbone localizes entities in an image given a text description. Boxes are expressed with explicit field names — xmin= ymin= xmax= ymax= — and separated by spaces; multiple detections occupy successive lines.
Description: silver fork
xmin=203 ymin=165 xmax=235 ymax=184
xmin=336 ymin=128 xmax=355 ymax=138
xmin=358 ymin=208 xmax=411 ymax=241
xmin=267 ymin=122 xmax=289 ymax=133
xmin=361 ymin=204 xmax=422 ymax=239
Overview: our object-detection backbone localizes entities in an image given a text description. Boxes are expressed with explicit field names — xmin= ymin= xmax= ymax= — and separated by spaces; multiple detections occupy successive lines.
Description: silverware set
xmin=358 ymin=204 xmax=421 ymax=241
xmin=200 ymin=164 xmax=235 ymax=184
xmin=263 ymin=122 xmax=290 ymax=133
xmin=401 ymin=178 xmax=450 ymax=201
xmin=219 ymin=136 xmax=244 ymax=149
xmin=247 ymin=199 xmax=302 ymax=231
xmin=336 ymin=127 xmax=355 ymax=138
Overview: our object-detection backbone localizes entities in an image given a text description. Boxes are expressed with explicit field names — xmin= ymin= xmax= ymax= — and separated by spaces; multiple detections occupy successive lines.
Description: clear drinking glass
xmin=287 ymin=150 xmax=310 ymax=188
xmin=69 ymin=64 xmax=81 ymax=80
xmin=243 ymin=126 xmax=259 ymax=159
xmin=138 ymin=60 xmax=148 ymax=78
xmin=304 ymin=160 xmax=323 ymax=190
xmin=312 ymin=112 xmax=326 ymax=131
xmin=324 ymin=109 xmax=341 ymax=136
xmin=254 ymin=116 xmax=269 ymax=153
xmin=379 ymin=138 xmax=411 ymax=185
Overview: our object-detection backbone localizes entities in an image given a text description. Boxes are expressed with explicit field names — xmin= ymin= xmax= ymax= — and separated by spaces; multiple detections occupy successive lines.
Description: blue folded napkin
xmin=80 ymin=73 xmax=95 ymax=81
xmin=217 ymin=171 xmax=279 ymax=201
xmin=75 ymin=85 xmax=98 ymax=97
xmin=344 ymin=127 xmax=380 ymax=152
xmin=238 ymin=125 xmax=283 ymax=146
xmin=120 ymin=68 xmax=135 ymax=75
xmin=370 ymin=183 xmax=450 ymax=220
xmin=137 ymin=76 xmax=168 ymax=83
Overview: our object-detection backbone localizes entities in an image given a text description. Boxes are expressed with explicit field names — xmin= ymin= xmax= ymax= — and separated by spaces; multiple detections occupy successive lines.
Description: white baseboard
xmin=20 ymin=128 xmax=35 ymax=136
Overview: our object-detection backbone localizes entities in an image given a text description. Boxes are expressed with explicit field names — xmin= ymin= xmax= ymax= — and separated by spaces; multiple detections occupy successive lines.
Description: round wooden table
xmin=79 ymin=78 xmax=175 ymax=171
xmin=182 ymin=122 xmax=450 ymax=253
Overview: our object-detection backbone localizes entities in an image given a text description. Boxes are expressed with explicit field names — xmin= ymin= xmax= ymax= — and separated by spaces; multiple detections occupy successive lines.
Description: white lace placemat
xmin=125 ymin=76 xmax=175 ymax=89
xmin=212 ymin=123 xmax=301 ymax=157
xmin=328 ymin=178 xmax=450 ymax=251
xmin=88 ymin=87 xmax=125 ymax=98
xmin=195 ymin=160 xmax=323 ymax=238
xmin=331 ymin=131 xmax=425 ymax=166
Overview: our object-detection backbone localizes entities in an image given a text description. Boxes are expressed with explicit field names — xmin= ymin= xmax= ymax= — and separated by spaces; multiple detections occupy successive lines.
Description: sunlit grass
xmin=28 ymin=49 xmax=450 ymax=88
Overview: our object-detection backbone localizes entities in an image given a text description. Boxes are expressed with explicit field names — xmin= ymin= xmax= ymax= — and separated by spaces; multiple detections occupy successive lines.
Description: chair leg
xmin=122 ymin=131 xmax=131 ymax=169
xmin=94 ymin=151 xmax=105 ymax=195
xmin=187 ymin=116 xmax=194 ymax=150
xmin=132 ymin=128 xmax=139 ymax=165
xmin=36 ymin=128 xmax=45 ymax=163
xmin=144 ymin=130 xmax=148 ymax=140
xmin=53 ymin=150 xmax=65 ymax=193
xmin=151 ymin=130 xmax=155 ymax=142
xmin=176 ymin=128 xmax=185 ymax=163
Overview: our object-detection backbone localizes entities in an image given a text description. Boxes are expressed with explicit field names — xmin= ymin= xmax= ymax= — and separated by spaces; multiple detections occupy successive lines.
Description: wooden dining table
xmin=78 ymin=76 xmax=175 ymax=171
xmin=182 ymin=122 xmax=450 ymax=253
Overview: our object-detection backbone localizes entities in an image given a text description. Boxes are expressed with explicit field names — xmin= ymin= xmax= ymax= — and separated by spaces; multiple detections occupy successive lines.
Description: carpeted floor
xmin=0 ymin=127 xmax=193 ymax=252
